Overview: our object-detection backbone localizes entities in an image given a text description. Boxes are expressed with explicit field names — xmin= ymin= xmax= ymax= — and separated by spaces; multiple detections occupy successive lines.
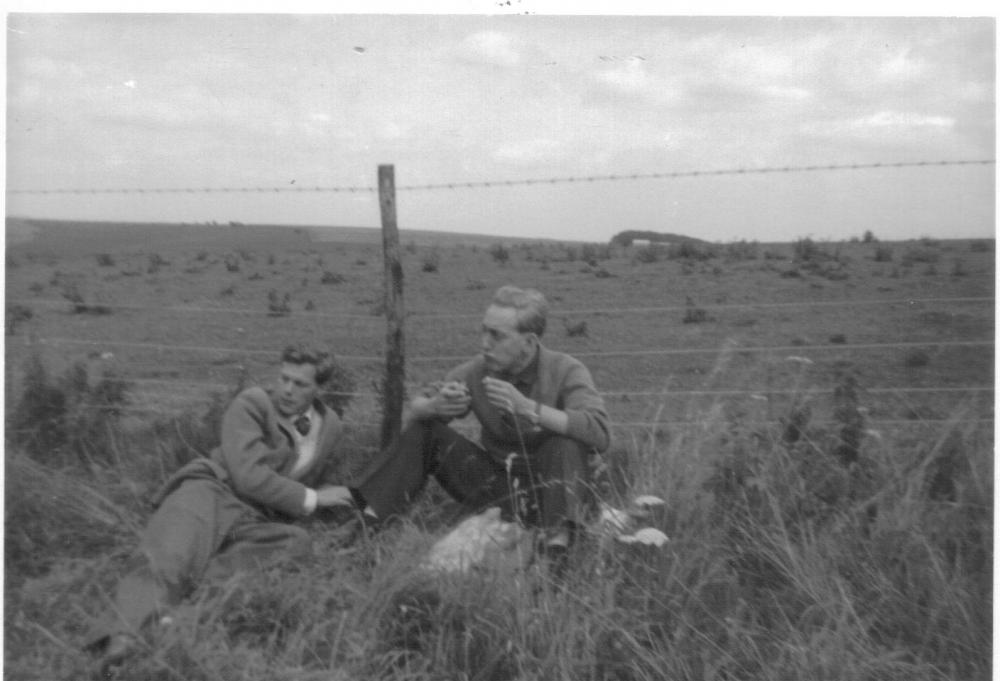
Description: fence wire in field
xmin=9 ymin=294 xmax=994 ymax=432
xmin=7 ymin=158 xmax=994 ymax=434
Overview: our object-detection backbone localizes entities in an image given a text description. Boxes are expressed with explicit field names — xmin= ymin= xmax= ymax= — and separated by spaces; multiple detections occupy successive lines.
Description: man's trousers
xmin=356 ymin=420 xmax=594 ymax=530
xmin=102 ymin=476 xmax=310 ymax=638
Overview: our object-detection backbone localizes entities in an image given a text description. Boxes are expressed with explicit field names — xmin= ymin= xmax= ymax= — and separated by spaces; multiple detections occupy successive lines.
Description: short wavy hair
xmin=280 ymin=345 xmax=336 ymax=385
xmin=491 ymin=285 xmax=549 ymax=337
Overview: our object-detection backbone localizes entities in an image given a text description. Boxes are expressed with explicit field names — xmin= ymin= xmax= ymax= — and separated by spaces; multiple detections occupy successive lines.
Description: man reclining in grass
xmin=86 ymin=344 xmax=362 ymax=672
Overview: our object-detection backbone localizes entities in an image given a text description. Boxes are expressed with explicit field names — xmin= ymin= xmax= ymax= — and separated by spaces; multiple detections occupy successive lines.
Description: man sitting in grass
xmin=352 ymin=285 xmax=611 ymax=563
xmin=87 ymin=344 xmax=361 ymax=672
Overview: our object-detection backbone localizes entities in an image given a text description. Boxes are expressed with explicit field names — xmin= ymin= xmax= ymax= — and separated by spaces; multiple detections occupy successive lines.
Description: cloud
xmin=456 ymin=31 xmax=520 ymax=67
xmin=493 ymin=138 xmax=563 ymax=164
xmin=761 ymin=85 xmax=812 ymax=101
xmin=377 ymin=121 xmax=408 ymax=141
xmin=592 ymin=61 xmax=683 ymax=106
xmin=859 ymin=111 xmax=954 ymax=129
xmin=801 ymin=110 xmax=956 ymax=142
xmin=878 ymin=50 xmax=926 ymax=82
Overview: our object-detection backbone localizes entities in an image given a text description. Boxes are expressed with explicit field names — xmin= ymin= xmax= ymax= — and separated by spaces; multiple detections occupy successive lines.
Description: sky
xmin=3 ymin=5 xmax=996 ymax=243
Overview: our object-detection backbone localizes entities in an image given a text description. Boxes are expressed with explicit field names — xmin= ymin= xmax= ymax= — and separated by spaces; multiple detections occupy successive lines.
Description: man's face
xmin=275 ymin=362 xmax=321 ymax=417
xmin=480 ymin=305 xmax=534 ymax=375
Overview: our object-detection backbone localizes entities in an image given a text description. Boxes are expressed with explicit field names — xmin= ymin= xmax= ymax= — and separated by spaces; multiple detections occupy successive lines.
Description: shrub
xmin=682 ymin=297 xmax=712 ymax=324
xmin=421 ymin=250 xmax=441 ymax=273
xmin=224 ymin=253 xmax=241 ymax=272
xmin=969 ymin=240 xmax=992 ymax=253
xmin=563 ymin=319 xmax=589 ymax=338
xmin=904 ymin=349 xmax=931 ymax=367
xmin=669 ymin=240 xmax=718 ymax=261
xmin=9 ymin=353 xmax=131 ymax=466
xmin=901 ymin=247 xmax=940 ymax=266
xmin=147 ymin=252 xmax=168 ymax=274
xmin=321 ymin=271 xmax=346 ymax=285
xmin=60 ymin=282 xmax=112 ymax=315
xmin=267 ymin=290 xmax=292 ymax=317
xmin=318 ymin=359 xmax=357 ymax=418
xmin=793 ymin=237 xmax=829 ymax=262
xmin=580 ymin=242 xmax=611 ymax=262
xmin=862 ymin=229 xmax=877 ymax=243
xmin=724 ymin=240 xmax=759 ymax=261
xmin=95 ymin=253 xmax=116 ymax=267
xmin=874 ymin=244 xmax=893 ymax=262
xmin=951 ymin=259 xmax=968 ymax=277
xmin=488 ymin=243 xmax=510 ymax=265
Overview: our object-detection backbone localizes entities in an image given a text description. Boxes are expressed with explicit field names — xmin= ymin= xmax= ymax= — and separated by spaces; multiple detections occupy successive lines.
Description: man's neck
xmin=506 ymin=343 xmax=539 ymax=379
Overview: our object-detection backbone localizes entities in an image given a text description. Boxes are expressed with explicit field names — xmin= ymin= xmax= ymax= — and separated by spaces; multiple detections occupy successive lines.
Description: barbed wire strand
xmin=8 ymin=159 xmax=995 ymax=195
xmin=28 ymin=336 xmax=995 ymax=364
xmin=67 ymin=404 xmax=995 ymax=427
xmin=120 ymin=379 xmax=994 ymax=399
xmin=7 ymin=295 xmax=994 ymax=322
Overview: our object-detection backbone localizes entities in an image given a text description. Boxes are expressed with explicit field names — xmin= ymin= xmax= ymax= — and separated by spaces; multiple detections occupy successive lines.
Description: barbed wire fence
xmin=6 ymin=158 xmax=995 ymax=438
xmin=8 ymin=159 xmax=994 ymax=195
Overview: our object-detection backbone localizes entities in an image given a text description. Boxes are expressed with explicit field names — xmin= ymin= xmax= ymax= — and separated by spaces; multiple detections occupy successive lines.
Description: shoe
xmin=537 ymin=529 xmax=572 ymax=579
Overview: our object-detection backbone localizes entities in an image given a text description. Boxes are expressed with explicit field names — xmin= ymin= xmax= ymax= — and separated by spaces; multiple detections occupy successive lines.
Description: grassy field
xmin=3 ymin=218 xmax=994 ymax=680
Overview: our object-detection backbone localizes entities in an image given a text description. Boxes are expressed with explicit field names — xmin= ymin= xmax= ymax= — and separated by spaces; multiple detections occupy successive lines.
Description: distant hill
xmin=3 ymin=218 xmax=567 ymax=256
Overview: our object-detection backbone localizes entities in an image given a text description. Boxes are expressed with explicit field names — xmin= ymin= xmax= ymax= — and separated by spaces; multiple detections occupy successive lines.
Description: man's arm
xmin=403 ymin=374 xmax=472 ymax=429
xmin=482 ymin=359 xmax=610 ymax=452
xmin=217 ymin=389 xmax=313 ymax=517
xmin=554 ymin=360 xmax=611 ymax=452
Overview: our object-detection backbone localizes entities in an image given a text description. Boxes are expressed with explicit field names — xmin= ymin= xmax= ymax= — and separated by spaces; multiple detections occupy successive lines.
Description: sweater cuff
xmin=303 ymin=488 xmax=318 ymax=514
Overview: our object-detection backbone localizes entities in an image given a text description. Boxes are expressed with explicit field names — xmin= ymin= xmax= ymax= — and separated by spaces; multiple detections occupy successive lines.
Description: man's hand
xmin=410 ymin=380 xmax=471 ymax=420
xmin=482 ymin=376 xmax=533 ymax=416
xmin=315 ymin=485 xmax=355 ymax=508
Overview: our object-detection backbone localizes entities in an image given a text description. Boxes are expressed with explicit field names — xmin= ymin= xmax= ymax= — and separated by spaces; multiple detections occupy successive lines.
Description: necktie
xmin=293 ymin=414 xmax=311 ymax=436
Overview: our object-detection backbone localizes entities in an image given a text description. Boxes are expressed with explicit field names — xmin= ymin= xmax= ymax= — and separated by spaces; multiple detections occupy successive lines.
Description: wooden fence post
xmin=378 ymin=164 xmax=405 ymax=448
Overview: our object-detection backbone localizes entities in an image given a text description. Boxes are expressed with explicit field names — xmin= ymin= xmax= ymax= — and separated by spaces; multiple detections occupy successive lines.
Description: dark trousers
xmin=356 ymin=420 xmax=593 ymax=530
xmin=95 ymin=477 xmax=310 ymax=641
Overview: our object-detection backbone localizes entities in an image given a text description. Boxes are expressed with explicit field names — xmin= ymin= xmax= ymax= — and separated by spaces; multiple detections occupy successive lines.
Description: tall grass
xmin=4 ymin=354 xmax=992 ymax=680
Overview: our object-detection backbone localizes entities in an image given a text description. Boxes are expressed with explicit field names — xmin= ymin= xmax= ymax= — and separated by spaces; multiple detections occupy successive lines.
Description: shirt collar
xmin=281 ymin=404 xmax=320 ymax=432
